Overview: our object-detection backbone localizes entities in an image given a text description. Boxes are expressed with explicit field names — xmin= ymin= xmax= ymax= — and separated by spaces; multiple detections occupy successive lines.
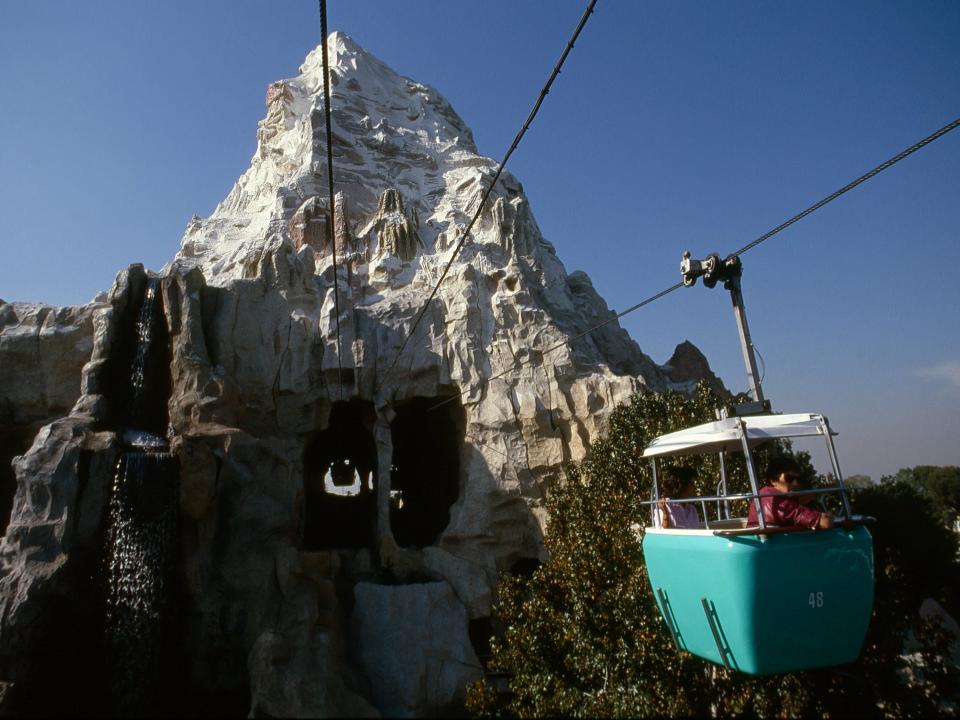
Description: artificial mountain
xmin=0 ymin=33 xmax=722 ymax=717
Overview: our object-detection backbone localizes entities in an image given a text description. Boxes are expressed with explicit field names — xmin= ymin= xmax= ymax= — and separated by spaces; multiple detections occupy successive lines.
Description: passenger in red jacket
xmin=747 ymin=456 xmax=834 ymax=530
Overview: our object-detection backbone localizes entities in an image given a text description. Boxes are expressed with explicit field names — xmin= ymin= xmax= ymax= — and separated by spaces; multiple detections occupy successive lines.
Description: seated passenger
xmin=747 ymin=457 xmax=833 ymax=530
xmin=655 ymin=466 xmax=701 ymax=529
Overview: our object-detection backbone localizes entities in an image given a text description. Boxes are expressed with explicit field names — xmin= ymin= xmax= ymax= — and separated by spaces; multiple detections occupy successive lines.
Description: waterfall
xmin=129 ymin=278 xmax=159 ymax=419
xmin=103 ymin=276 xmax=179 ymax=713
xmin=104 ymin=453 xmax=178 ymax=710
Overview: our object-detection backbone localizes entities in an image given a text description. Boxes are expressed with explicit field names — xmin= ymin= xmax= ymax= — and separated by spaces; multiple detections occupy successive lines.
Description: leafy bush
xmin=883 ymin=466 xmax=960 ymax=530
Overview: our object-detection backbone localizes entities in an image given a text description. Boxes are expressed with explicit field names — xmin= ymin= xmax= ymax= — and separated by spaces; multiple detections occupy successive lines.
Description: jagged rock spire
xmin=358 ymin=189 xmax=422 ymax=262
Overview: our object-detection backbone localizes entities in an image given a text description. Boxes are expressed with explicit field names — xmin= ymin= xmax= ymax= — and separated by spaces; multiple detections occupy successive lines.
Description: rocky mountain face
xmin=0 ymin=33 xmax=723 ymax=717
xmin=661 ymin=340 xmax=728 ymax=398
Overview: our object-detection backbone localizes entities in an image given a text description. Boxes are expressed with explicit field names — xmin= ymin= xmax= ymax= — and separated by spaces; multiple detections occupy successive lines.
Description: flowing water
xmin=102 ymin=277 xmax=179 ymax=713
xmin=127 ymin=278 xmax=166 ymax=433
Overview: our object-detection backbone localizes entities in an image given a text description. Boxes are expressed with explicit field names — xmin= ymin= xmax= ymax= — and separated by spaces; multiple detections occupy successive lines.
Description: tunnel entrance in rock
xmin=390 ymin=396 xmax=465 ymax=548
xmin=302 ymin=400 xmax=377 ymax=550
xmin=0 ymin=425 xmax=37 ymax=535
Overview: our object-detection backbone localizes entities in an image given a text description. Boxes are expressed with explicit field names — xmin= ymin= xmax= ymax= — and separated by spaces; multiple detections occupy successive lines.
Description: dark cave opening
xmin=389 ymin=396 xmax=465 ymax=548
xmin=302 ymin=400 xmax=378 ymax=550
xmin=0 ymin=425 xmax=37 ymax=535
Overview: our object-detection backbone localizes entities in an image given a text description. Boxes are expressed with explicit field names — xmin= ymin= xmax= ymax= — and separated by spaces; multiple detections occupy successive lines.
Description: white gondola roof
xmin=642 ymin=413 xmax=834 ymax=458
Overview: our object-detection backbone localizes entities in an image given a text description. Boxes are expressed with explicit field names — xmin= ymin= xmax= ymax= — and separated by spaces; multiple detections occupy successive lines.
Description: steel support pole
xmin=738 ymin=418 xmax=766 ymax=529
xmin=822 ymin=417 xmax=853 ymax=519
xmin=729 ymin=279 xmax=765 ymax=404
xmin=718 ymin=451 xmax=730 ymax=520
xmin=650 ymin=459 xmax=660 ymax=527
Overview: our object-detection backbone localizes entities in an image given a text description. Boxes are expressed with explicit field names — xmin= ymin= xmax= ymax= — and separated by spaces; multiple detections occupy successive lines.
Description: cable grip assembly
xmin=680 ymin=251 xmax=768 ymax=411
xmin=681 ymin=251 xmax=743 ymax=290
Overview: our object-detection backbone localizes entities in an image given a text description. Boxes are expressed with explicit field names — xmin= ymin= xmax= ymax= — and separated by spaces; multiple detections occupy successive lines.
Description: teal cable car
xmin=638 ymin=253 xmax=875 ymax=675
xmin=639 ymin=412 xmax=874 ymax=675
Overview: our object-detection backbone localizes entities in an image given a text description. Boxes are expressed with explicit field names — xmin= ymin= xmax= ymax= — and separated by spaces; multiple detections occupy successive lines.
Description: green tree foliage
xmin=884 ymin=466 xmax=960 ymax=529
xmin=467 ymin=384 xmax=960 ymax=718
xmin=845 ymin=474 xmax=874 ymax=488
xmin=844 ymin=480 xmax=960 ymax=715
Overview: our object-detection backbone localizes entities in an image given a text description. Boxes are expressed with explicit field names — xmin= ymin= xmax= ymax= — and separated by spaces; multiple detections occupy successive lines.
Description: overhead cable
xmin=387 ymin=0 xmax=600 ymax=373
xmin=429 ymin=114 xmax=960 ymax=411
xmin=728 ymin=115 xmax=960 ymax=259
xmin=320 ymin=0 xmax=345 ymax=399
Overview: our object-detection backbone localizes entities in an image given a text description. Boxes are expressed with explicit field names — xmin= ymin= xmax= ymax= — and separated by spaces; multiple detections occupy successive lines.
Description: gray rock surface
xmin=661 ymin=339 xmax=729 ymax=398
xmin=0 ymin=299 xmax=105 ymax=426
xmin=349 ymin=581 xmax=483 ymax=717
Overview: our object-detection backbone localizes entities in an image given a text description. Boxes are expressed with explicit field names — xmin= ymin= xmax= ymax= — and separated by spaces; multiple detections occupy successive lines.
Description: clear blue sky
xmin=1 ymin=1 xmax=958 ymax=480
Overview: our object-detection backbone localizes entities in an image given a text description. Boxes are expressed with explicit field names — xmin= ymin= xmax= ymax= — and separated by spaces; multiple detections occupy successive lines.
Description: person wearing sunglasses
xmin=747 ymin=456 xmax=834 ymax=530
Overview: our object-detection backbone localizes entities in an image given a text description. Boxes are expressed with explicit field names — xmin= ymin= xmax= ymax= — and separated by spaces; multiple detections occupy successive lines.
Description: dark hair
xmin=661 ymin=466 xmax=697 ymax=497
xmin=765 ymin=456 xmax=801 ymax=482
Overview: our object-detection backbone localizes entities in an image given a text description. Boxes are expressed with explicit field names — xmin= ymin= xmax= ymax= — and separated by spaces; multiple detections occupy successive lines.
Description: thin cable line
xmin=464 ymin=433 xmax=517 ymax=463
xmin=427 ymin=114 xmax=960 ymax=412
xmin=387 ymin=0 xmax=599 ymax=374
xmin=754 ymin=344 xmax=766 ymax=386
xmin=728 ymin=115 xmax=960 ymax=259
xmin=320 ymin=0 xmax=345 ymax=400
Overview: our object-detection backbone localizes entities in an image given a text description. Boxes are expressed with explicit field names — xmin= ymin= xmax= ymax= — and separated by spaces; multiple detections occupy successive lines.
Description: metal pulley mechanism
xmin=681 ymin=251 xmax=743 ymax=290
xmin=680 ymin=251 xmax=767 ymax=409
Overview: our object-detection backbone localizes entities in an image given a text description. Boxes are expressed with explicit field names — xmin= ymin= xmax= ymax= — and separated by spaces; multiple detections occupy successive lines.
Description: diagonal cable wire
xmin=728 ymin=115 xmax=960 ymax=259
xmin=320 ymin=0 xmax=345 ymax=400
xmin=428 ymin=114 xmax=960 ymax=412
xmin=387 ymin=0 xmax=599 ymax=374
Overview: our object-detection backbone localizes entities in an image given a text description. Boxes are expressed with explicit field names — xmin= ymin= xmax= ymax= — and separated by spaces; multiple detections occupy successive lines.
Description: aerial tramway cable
xmin=387 ymin=0 xmax=600 ymax=373
xmin=319 ymin=0 xmax=345 ymax=400
xmin=428 ymin=114 xmax=960 ymax=412
xmin=727 ymin=116 xmax=960 ymax=260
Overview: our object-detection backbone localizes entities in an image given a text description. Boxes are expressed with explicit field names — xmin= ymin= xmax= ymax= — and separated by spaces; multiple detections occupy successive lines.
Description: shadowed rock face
xmin=662 ymin=339 xmax=729 ymax=398
xmin=0 ymin=32 xmax=724 ymax=717
xmin=0 ymin=428 xmax=34 ymax=536
xmin=0 ymin=300 xmax=104 ymax=427
xmin=0 ymin=298 xmax=107 ymax=540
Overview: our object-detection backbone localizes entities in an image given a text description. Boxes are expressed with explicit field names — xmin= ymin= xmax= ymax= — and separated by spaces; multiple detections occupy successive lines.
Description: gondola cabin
xmin=639 ymin=412 xmax=874 ymax=675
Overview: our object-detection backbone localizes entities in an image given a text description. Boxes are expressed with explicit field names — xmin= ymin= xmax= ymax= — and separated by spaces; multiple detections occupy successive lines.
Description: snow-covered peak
xmin=174 ymin=31 xmax=491 ymax=280
xmin=300 ymin=31 xmax=477 ymax=154
xmin=167 ymin=32 xmax=672 ymax=396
